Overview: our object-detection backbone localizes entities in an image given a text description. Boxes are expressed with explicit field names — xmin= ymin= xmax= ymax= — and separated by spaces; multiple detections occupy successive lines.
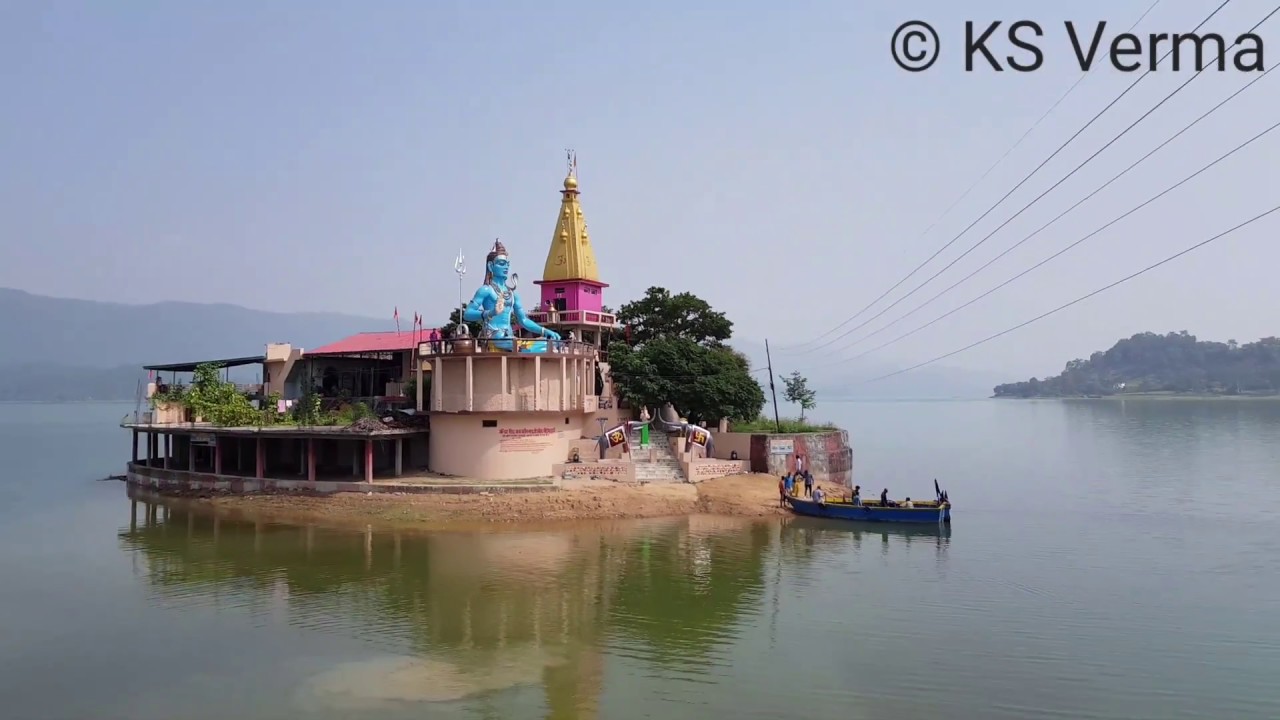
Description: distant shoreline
xmin=993 ymin=393 xmax=1280 ymax=401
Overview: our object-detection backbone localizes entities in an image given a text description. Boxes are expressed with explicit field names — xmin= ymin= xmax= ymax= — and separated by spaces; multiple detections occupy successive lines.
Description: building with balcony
xmin=120 ymin=162 xmax=633 ymax=491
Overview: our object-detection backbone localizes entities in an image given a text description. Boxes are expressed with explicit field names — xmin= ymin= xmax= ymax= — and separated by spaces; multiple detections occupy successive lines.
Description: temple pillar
xmin=394 ymin=438 xmax=403 ymax=477
xmin=535 ymin=356 xmax=542 ymax=409
xmin=416 ymin=360 xmax=424 ymax=412
xmin=307 ymin=438 xmax=316 ymax=485
xmin=163 ymin=434 xmax=170 ymax=469
xmin=465 ymin=355 xmax=474 ymax=411
xmin=132 ymin=430 xmax=138 ymax=464
xmin=365 ymin=438 xmax=374 ymax=483
xmin=214 ymin=437 xmax=223 ymax=475
xmin=501 ymin=356 xmax=508 ymax=406
xmin=561 ymin=356 xmax=568 ymax=410
xmin=255 ymin=437 xmax=265 ymax=479
xmin=432 ymin=357 xmax=443 ymax=411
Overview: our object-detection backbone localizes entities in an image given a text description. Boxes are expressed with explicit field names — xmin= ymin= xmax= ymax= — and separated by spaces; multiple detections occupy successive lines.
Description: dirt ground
xmin=198 ymin=473 xmax=786 ymax=529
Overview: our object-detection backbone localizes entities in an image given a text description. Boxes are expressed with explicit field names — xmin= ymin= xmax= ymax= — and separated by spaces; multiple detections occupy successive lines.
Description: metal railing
xmin=526 ymin=309 xmax=618 ymax=327
xmin=419 ymin=338 xmax=601 ymax=359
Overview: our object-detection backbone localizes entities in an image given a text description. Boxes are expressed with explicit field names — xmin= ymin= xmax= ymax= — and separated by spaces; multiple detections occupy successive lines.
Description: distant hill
xmin=0 ymin=362 xmax=140 ymax=402
xmin=0 ymin=287 xmax=391 ymax=400
xmin=993 ymin=331 xmax=1280 ymax=398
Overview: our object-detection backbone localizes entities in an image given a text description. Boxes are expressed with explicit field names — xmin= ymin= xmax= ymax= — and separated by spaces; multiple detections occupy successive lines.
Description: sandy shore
xmin=193 ymin=473 xmax=787 ymax=529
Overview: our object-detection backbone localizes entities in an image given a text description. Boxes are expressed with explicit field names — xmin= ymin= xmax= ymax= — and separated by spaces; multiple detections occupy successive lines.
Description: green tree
xmin=610 ymin=338 xmax=764 ymax=424
xmin=780 ymin=370 xmax=816 ymax=421
xmin=439 ymin=307 xmax=482 ymax=339
xmin=183 ymin=362 xmax=260 ymax=426
xmin=616 ymin=287 xmax=732 ymax=348
xmin=609 ymin=289 xmax=762 ymax=423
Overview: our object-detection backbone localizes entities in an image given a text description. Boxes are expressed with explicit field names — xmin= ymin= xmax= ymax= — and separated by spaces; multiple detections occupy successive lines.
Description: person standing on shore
xmin=778 ymin=476 xmax=787 ymax=507
xmin=802 ymin=470 xmax=814 ymax=498
xmin=784 ymin=472 xmax=795 ymax=497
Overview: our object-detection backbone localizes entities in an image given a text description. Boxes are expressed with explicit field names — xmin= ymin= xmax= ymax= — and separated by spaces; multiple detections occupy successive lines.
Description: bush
xmin=185 ymin=363 xmax=259 ymax=427
xmin=730 ymin=416 xmax=835 ymax=433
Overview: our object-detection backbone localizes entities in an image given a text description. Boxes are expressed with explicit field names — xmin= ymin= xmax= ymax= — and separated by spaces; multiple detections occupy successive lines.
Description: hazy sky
xmin=1 ymin=0 xmax=1276 ymax=380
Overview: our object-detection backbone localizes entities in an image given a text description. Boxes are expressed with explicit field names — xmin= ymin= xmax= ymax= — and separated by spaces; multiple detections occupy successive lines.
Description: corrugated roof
xmin=306 ymin=330 xmax=439 ymax=356
xmin=144 ymin=355 xmax=266 ymax=372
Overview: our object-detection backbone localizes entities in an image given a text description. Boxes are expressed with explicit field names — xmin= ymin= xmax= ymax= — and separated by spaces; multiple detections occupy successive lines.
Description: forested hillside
xmin=994 ymin=332 xmax=1280 ymax=398
xmin=0 ymin=287 xmax=389 ymax=401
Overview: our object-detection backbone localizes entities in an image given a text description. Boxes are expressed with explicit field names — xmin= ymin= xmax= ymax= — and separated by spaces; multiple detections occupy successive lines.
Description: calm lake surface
xmin=1 ymin=399 xmax=1278 ymax=719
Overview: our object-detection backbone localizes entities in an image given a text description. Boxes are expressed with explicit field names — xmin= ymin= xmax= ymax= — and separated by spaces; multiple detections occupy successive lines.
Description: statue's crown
xmin=488 ymin=239 xmax=508 ymax=261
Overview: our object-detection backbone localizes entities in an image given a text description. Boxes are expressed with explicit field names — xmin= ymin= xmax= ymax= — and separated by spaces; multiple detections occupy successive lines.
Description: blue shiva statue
xmin=462 ymin=240 xmax=561 ymax=352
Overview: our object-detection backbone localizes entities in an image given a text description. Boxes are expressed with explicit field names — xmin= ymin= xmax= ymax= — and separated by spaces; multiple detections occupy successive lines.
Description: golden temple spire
xmin=541 ymin=151 xmax=600 ymax=283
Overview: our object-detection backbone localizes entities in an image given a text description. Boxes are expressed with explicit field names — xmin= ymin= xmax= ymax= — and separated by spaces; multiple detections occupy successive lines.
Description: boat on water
xmin=783 ymin=514 xmax=951 ymax=535
xmin=784 ymin=496 xmax=951 ymax=525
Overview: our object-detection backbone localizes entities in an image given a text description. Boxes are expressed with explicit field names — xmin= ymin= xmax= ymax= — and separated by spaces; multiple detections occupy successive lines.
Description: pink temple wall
xmin=538 ymin=281 xmax=604 ymax=313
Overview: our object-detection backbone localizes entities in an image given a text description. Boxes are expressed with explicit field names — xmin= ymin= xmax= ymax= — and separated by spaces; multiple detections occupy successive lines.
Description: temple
xmin=529 ymin=159 xmax=612 ymax=348
xmin=118 ymin=161 xmax=844 ymax=493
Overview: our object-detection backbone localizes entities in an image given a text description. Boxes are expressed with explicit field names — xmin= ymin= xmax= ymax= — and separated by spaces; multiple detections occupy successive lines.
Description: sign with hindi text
xmin=498 ymin=426 xmax=556 ymax=453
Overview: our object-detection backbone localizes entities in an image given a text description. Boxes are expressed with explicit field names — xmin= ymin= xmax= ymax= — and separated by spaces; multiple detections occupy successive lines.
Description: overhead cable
xmin=820 ymin=67 xmax=1278 ymax=362
xmin=863 ymin=205 xmax=1280 ymax=383
xmin=784 ymin=0 xmax=1234 ymax=353
xmin=804 ymin=2 xmax=1274 ymax=355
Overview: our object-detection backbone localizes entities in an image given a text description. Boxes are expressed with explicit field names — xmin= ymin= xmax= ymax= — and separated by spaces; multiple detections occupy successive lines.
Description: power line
xmin=862 ymin=204 xmax=1280 ymax=383
xmin=781 ymin=0 xmax=1164 ymax=353
xmin=784 ymin=0 xmax=1233 ymax=354
xmin=821 ymin=66 xmax=1277 ymax=363
xmin=807 ymin=1 xmax=1273 ymax=357
xmin=849 ymin=114 xmax=1280 ymax=366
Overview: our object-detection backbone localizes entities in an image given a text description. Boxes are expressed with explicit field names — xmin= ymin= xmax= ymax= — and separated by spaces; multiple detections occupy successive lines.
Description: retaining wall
xmin=126 ymin=462 xmax=556 ymax=496
xmin=707 ymin=429 xmax=853 ymax=489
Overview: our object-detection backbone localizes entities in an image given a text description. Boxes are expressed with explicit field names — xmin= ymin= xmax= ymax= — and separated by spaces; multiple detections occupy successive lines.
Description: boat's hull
xmin=785 ymin=497 xmax=951 ymax=524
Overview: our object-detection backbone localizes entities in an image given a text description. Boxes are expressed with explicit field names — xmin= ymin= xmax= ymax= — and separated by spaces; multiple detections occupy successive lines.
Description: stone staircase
xmin=629 ymin=428 xmax=686 ymax=483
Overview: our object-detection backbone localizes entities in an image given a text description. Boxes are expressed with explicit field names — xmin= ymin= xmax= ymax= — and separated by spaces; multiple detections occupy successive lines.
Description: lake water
xmin=1 ymin=399 xmax=1278 ymax=719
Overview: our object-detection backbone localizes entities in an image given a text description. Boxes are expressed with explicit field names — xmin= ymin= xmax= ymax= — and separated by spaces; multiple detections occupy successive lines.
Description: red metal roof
xmin=307 ymin=330 xmax=439 ymax=356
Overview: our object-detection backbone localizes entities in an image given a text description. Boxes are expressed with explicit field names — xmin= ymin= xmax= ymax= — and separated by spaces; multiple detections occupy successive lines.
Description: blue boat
xmin=784 ymin=496 xmax=951 ymax=524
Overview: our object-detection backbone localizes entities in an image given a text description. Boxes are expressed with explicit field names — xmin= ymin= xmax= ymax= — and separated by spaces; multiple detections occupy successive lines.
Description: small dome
xmin=563 ymin=175 xmax=578 ymax=189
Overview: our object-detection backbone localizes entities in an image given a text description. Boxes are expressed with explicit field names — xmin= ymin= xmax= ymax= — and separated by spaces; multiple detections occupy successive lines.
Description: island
xmin=993 ymin=331 xmax=1280 ymax=398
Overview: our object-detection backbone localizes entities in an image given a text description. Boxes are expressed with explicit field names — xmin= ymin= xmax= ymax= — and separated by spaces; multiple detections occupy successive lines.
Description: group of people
xmin=778 ymin=480 xmax=919 ymax=509
xmin=778 ymin=468 xmax=828 ymax=506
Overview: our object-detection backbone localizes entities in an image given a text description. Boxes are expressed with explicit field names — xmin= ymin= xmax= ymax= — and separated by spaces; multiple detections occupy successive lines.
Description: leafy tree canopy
xmin=611 ymin=338 xmax=764 ymax=424
xmin=994 ymin=331 xmax=1280 ymax=398
xmin=609 ymin=288 xmax=762 ymax=423
xmin=617 ymin=287 xmax=732 ymax=348
xmin=781 ymin=370 xmax=817 ymax=421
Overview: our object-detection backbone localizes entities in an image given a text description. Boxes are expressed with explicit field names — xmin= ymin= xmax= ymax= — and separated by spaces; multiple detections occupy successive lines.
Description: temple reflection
xmin=119 ymin=490 xmax=775 ymax=717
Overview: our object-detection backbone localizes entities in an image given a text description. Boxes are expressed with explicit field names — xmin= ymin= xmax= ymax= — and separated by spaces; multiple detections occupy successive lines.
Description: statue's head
xmin=484 ymin=239 xmax=510 ymax=285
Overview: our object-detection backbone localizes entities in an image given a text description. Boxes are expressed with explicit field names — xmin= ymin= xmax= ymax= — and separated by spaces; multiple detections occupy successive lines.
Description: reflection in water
xmin=118 ymin=490 xmax=784 ymax=717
